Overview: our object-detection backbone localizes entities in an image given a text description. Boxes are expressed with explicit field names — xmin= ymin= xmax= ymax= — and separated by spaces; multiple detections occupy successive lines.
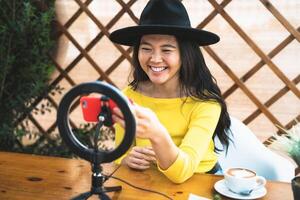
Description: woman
xmin=109 ymin=0 xmax=231 ymax=183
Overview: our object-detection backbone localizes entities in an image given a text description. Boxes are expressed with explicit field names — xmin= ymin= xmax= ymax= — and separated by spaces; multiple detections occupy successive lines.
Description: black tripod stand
xmin=71 ymin=163 xmax=121 ymax=200
xmin=57 ymin=82 xmax=136 ymax=200
xmin=71 ymin=98 xmax=122 ymax=200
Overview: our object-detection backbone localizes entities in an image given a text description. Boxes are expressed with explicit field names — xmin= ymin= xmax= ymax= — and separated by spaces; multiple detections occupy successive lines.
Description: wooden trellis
xmin=22 ymin=0 xmax=299 ymax=145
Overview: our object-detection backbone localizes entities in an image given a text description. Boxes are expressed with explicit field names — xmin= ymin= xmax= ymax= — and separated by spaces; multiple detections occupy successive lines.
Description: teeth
xmin=150 ymin=66 xmax=166 ymax=72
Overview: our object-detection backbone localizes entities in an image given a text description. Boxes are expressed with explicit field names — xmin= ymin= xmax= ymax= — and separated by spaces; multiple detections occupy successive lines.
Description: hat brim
xmin=109 ymin=25 xmax=220 ymax=46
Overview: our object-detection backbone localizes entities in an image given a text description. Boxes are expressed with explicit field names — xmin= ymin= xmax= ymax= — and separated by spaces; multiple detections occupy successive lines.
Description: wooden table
xmin=0 ymin=152 xmax=293 ymax=200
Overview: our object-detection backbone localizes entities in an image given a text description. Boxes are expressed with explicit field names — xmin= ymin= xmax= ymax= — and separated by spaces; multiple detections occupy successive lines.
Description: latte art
xmin=227 ymin=168 xmax=256 ymax=178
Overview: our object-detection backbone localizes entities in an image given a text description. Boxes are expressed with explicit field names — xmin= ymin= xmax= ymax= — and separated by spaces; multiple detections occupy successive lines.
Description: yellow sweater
xmin=115 ymin=87 xmax=221 ymax=183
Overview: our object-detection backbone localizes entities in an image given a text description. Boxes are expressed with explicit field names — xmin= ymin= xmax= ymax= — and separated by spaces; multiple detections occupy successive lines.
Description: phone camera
xmin=82 ymin=100 xmax=87 ymax=108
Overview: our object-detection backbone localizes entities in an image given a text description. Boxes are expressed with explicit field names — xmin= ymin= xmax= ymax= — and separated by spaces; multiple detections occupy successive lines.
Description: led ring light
xmin=57 ymin=81 xmax=136 ymax=163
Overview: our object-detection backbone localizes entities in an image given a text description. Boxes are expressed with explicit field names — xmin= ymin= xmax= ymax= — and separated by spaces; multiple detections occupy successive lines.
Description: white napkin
xmin=188 ymin=193 xmax=211 ymax=200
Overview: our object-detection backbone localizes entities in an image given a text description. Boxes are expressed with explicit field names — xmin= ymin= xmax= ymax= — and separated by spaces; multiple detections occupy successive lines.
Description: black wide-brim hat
xmin=109 ymin=0 xmax=220 ymax=46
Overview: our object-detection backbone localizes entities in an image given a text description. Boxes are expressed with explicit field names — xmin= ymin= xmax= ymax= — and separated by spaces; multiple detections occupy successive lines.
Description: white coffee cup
xmin=224 ymin=168 xmax=266 ymax=194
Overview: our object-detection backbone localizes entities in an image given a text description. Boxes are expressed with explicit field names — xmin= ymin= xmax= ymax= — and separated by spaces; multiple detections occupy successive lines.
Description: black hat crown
xmin=140 ymin=0 xmax=191 ymax=27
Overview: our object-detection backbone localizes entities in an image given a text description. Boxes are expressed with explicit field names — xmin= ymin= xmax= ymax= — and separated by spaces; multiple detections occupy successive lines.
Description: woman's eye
xmin=162 ymin=49 xmax=171 ymax=53
xmin=141 ymin=47 xmax=151 ymax=51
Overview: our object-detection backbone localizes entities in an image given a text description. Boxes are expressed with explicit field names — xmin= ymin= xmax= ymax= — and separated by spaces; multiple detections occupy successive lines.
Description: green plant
xmin=0 ymin=0 xmax=56 ymax=152
xmin=0 ymin=0 xmax=115 ymax=158
xmin=213 ymin=193 xmax=222 ymax=200
xmin=270 ymin=122 xmax=300 ymax=167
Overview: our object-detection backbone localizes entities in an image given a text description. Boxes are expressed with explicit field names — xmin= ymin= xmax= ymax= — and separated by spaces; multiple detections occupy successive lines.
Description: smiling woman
xmin=109 ymin=0 xmax=231 ymax=183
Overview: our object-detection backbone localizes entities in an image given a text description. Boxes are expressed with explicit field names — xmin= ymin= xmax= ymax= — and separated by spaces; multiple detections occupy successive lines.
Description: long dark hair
xmin=129 ymin=37 xmax=231 ymax=153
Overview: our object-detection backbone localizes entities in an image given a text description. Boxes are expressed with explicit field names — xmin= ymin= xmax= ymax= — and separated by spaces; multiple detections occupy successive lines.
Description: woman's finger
xmin=142 ymin=147 xmax=156 ymax=157
xmin=112 ymin=114 xmax=125 ymax=128
xmin=127 ymin=162 xmax=150 ymax=170
xmin=132 ymin=147 xmax=156 ymax=162
xmin=129 ymin=149 xmax=146 ymax=160
xmin=133 ymin=104 xmax=151 ymax=119
xmin=133 ymin=146 xmax=155 ymax=157
xmin=128 ymin=156 xmax=150 ymax=166
xmin=112 ymin=107 xmax=124 ymax=119
xmin=126 ymin=155 xmax=151 ymax=170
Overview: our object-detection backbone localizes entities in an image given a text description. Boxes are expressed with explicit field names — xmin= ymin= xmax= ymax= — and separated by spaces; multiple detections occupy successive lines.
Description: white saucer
xmin=214 ymin=179 xmax=267 ymax=199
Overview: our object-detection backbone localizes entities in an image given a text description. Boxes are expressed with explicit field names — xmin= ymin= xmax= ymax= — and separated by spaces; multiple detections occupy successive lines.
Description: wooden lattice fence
xmin=22 ymin=0 xmax=300 ymax=146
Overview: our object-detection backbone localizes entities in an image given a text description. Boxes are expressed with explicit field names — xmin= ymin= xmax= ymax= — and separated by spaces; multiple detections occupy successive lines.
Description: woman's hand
xmin=112 ymin=104 xmax=179 ymax=170
xmin=121 ymin=146 xmax=156 ymax=170
xmin=112 ymin=105 xmax=167 ymax=140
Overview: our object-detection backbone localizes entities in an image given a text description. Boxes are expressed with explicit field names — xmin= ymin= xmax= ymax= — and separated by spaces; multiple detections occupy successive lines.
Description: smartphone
xmin=80 ymin=96 xmax=117 ymax=122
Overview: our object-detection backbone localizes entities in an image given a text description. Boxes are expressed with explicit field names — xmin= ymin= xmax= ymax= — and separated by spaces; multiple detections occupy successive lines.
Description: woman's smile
xmin=149 ymin=66 xmax=167 ymax=72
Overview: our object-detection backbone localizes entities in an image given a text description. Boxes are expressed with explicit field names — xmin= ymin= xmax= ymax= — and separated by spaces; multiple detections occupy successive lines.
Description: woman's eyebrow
xmin=140 ymin=41 xmax=177 ymax=49
xmin=161 ymin=44 xmax=177 ymax=48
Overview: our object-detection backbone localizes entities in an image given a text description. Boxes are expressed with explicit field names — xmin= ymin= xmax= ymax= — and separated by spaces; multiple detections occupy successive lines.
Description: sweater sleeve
xmin=157 ymin=101 xmax=221 ymax=183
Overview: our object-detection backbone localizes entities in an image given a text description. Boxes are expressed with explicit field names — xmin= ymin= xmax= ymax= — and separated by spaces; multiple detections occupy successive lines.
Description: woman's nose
xmin=150 ymin=52 xmax=162 ymax=63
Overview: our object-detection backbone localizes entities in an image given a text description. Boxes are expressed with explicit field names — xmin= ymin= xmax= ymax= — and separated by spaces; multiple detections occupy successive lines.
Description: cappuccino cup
xmin=224 ymin=168 xmax=266 ymax=194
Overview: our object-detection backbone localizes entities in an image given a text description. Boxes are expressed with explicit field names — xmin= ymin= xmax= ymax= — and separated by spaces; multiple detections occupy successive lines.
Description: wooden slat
xmin=49 ymin=0 xmax=137 ymax=89
xmin=204 ymin=46 xmax=283 ymax=127
xmin=197 ymin=0 xmax=232 ymax=29
xmin=285 ymin=114 xmax=300 ymax=130
xmin=45 ymin=96 xmax=78 ymax=134
xmin=55 ymin=0 xmax=93 ymax=38
xmin=223 ymin=26 xmax=300 ymax=98
xmin=260 ymin=0 xmax=300 ymax=43
xmin=49 ymin=54 xmax=76 ymax=86
xmin=116 ymin=0 xmax=139 ymax=24
xmin=244 ymin=75 xmax=300 ymax=124
xmin=28 ymin=113 xmax=46 ymax=135
xmin=264 ymin=114 xmax=300 ymax=145
xmin=104 ymin=47 xmax=133 ymax=76
xmin=56 ymin=21 xmax=115 ymax=86
xmin=208 ymin=0 xmax=300 ymax=99
xmin=74 ymin=0 xmax=133 ymax=63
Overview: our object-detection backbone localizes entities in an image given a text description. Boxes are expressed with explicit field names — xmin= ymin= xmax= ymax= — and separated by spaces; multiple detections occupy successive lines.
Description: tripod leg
xmin=103 ymin=186 xmax=122 ymax=193
xmin=99 ymin=193 xmax=111 ymax=200
xmin=71 ymin=191 xmax=92 ymax=200
xmin=99 ymin=186 xmax=122 ymax=200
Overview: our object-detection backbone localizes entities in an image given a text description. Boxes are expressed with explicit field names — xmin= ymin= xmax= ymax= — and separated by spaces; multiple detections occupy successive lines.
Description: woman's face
xmin=138 ymin=34 xmax=181 ymax=86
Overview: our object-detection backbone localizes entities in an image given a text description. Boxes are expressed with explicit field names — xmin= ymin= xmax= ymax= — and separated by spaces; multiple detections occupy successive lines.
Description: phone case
xmin=80 ymin=96 xmax=102 ymax=122
xmin=80 ymin=96 xmax=118 ymax=122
